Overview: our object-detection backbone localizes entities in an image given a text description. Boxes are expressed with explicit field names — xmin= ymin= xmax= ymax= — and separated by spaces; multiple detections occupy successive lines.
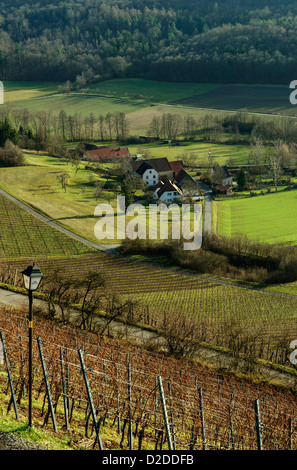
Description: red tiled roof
xmin=85 ymin=147 xmax=130 ymax=161
xmin=216 ymin=185 xmax=231 ymax=191
xmin=169 ymin=160 xmax=184 ymax=173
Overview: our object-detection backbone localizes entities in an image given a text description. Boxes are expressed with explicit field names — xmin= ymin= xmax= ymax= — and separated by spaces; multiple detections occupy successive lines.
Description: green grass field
xmin=0 ymin=152 xmax=200 ymax=245
xmin=2 ymin=81 xmax=61 ymax=103
xmin=79 ymin=78 xmax=220 ymax=103
xmin=172 ymin=84 xmax=297 ymax=116
xmin=2 ymin=79 xmax=295 ymax=137
xmin=214 ymin=189 xmax=297 ymax=244
xmin=128 ymin=140 xmax=250 ymax=165
xmin=0 ymin=153 xmax=110 ymax=244
xmin=0 ymin=192 xmax=92 ymax=259
xmin=9 ymin=93 xmax=142 ymax=118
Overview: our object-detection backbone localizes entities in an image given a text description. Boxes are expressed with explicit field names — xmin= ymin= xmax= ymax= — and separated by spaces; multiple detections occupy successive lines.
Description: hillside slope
xmin=0 ymin=0 xmax=296 ymax=83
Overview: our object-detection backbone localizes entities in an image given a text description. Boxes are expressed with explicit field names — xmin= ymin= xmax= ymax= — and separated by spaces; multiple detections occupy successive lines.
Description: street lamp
xmin=21 ymin=263 xmax=44 ymax=427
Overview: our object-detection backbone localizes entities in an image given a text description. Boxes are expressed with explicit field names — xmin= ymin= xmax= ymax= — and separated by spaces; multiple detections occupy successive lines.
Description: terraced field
xmin=2 ymin=250 xmax=297 ymax=364
xmin=1 ymin=305 xmax=297 ymax=450
xmin=0 ymin=187 xmax=296 ymax=365
xmin=0 ymin=193 xmax=93 ymax=258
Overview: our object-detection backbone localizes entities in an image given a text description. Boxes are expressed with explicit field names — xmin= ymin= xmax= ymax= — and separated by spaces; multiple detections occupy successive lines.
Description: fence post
xmin=254 ymin=399 xmax=263 ymax=450
xmin=199 ymin=387 xmax=207 ymax=450
xmin=289 ymin=417 xmax=293 ymax=450
xmin=167 ymin=381 xmax=176 ymax=450
xmin=116 ymin=365 xmax=121 ymax=434
xmin=78 ymin=348 xmax=104 ymax=450
xmin=127 ymin=363 xmax=133 ymax=450
xmin=229 ymin=391 xmax=235 ymax=450
xmin=37 ymin=338 xmax=57 ymax=431
xmin=157 ymin=375 xmax=173 ymax=450
xmin=0 ymin=331 xmax=19 ymax=420
xmin=59 ymin=347 xmax=69 ymax=430
xmin=63 ymin=347 xmax=70 ymax=417
xmin=0 ymin=335 xmax=4 ymax=365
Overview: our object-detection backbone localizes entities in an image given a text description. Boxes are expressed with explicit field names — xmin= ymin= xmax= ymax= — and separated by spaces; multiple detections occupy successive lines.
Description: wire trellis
xmin=0 ymin=306 xmax=297 ymax=450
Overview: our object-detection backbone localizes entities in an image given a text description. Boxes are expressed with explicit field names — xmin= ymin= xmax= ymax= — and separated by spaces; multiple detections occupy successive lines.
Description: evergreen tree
xmin=0 ymin=118 xmax=19 ymax=147
xmin=237 ymin=168 xmax=247 ymax=191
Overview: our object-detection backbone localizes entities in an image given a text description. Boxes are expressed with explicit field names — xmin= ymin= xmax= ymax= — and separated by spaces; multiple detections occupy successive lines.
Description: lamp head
xmin=21 ymin=263 xmax=44 ymax=292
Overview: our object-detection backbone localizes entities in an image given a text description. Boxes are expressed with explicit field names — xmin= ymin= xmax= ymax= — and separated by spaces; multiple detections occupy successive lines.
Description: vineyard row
xmin=1 ymin=307 xmax=297 ymax=450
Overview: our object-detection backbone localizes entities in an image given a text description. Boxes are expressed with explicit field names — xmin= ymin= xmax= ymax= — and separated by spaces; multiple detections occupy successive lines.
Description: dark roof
xmin=175 ymin=168 xmax=197 ymax=185
xmin=135 ymin=161 xmax=155 ymax=176
xmin=131 ymin=160 xmax=143 ymax=172
xmin=153 ymin=181 xmax=164 ymax=191
xmin=83 ymin=143 xmax=99 ymax=150
xmin=145 ymin=158 xmax=172 ymax=173
xmin=157 ymin=180 xmax=183 ymax=198
xmin=212 ymin=165 xmax=231 ymax=177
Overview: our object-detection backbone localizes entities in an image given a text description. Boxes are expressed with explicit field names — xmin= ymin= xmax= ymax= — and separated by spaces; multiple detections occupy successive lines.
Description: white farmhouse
xmin=154 ymin=180 xmax=184 ymax=204
xmin=134 ymin=161 xmax=159 ymax=186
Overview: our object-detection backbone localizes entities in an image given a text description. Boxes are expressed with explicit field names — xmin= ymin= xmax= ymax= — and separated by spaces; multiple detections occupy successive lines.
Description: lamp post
xmin=21 ymin=263 xmax=44 ymax=427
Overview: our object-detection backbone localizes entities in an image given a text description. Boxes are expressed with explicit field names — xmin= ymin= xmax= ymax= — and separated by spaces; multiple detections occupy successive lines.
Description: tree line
xmin=0 ymin=107 xmax=130 ymax=153
xmin=120 ymin=232 xmax=297 ymax=286
xmin=146 ymin=110 xmax=297 ymax=146
xmin=1 ymin=0 xmax=297 ymax=83
xmin=2 ymin=104 xmax=297 ymax=164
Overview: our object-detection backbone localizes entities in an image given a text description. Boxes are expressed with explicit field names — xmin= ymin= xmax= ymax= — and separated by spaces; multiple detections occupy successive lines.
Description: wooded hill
xmin=0 ymin=0 xmax=297 ymax=84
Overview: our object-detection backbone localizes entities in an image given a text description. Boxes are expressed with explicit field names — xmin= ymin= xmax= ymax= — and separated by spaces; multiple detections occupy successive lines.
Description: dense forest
xmin=0 ymin=0 xmax=297 ymax=84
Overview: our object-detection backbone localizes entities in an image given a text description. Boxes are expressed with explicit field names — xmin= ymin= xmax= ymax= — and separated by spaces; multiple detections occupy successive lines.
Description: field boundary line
xmin=0 ymin=187 xmax=119 ymax=253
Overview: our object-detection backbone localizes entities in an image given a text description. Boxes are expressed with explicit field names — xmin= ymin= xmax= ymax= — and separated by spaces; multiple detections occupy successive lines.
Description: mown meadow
xmin=213 ymin=189 xmax=297 ymax=245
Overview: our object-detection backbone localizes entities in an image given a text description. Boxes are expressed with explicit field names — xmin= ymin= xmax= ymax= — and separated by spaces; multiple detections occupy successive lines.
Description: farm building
xmin=132 ymin=157 xmax=184 ymax=183
xmin=134 ymin=161 xmax=159 ymax=186
xmin=133 ymin=157 xmax=173 ymax=180
xmin=153 ymin=180 xmax=184 ymax=204
xmin=83 ymin=146 xmax=131 ymax=162
xmin=215 ymin=185 xmax=232 ymax=195
xmin=175 ymin=168 xmax=203 ymax=200
xmin=169 ymin=160 xmax=184 ymax=178
xmin=211 ymin=165 xmax=233 ymax=186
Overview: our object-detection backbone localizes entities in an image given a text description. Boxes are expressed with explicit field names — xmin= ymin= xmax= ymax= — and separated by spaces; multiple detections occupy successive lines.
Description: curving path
xmin=0 ymin=187 xmax=120 ymax=253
